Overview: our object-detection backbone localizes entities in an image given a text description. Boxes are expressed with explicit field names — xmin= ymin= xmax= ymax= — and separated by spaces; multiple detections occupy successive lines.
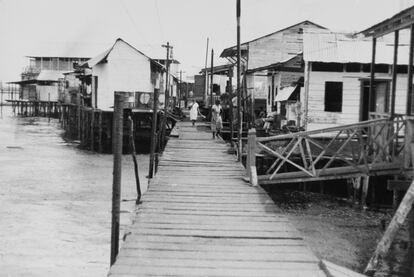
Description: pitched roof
xmin=81 ymin=38 xmax=156 ymax=68
xmin=220 ymin=20 xmax=327 ymax=58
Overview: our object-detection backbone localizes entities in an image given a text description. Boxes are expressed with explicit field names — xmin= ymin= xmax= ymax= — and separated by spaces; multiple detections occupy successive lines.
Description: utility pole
xmin=160 ymin=42 xmax=173 ymax=150
xmin=204 ymin=38 xmax=209 ymax=105
xmin=162 ymin=42 xmax=173 ymax=113
xmin=210 ymin=49 xmax=214 ymax=108
xmin=236 ymin=0 xmax=243 ymax=161
xmin=229 ymin=67 xmax=234 ymax=145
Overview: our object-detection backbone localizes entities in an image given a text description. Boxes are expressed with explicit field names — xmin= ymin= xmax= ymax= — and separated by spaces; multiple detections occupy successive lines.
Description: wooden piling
xmin=246 ymin=128 xmax=258 ymax=186
xmin=128 ymin=115 xmax=141 ymax=204
xmin=110 ymin=92 xmax=125 ymax=266
xmin=361 ymin=176 xmax=370 ymax=209
xmin=90 ymin=110 xmax=95 ymax=151
xmin=98 ymin=110 xmax=103 ymax=153
xmin=149 ymin=88 xmax=159 ymax=179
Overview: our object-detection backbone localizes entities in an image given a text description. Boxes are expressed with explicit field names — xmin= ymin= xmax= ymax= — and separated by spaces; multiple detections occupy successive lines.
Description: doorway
xmin=360 ymin=80 xmax=390 ymax=121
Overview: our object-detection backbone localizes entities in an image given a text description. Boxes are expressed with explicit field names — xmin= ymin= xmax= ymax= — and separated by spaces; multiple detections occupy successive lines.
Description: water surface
xmin=0 ymin=106 xmax=149 ymax=276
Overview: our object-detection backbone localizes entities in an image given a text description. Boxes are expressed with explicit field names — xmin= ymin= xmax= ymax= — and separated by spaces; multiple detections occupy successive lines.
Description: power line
xmin=119 ymin=0 xmax=153 ymax=48
xmin=154 ymin=0 xmax=165 ymax=41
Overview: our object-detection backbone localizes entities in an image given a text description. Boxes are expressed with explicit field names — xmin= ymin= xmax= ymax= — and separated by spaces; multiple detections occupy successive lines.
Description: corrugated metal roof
xmin=303 ymin=32 xmax=410 ymax=64
xmin=83 ymin=47 xmax=113 ymax=68
xmin=37 ymin=70 xmax=64 ymax=81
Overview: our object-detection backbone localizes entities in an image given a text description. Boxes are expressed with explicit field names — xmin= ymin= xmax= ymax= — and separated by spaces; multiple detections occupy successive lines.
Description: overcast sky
xmin=0 ymin=0 xmax=412 ymax=82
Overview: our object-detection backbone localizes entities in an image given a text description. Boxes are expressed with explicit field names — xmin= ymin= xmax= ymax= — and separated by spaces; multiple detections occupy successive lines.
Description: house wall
xmin=306 ymin=70 xmax=410 ymax=131
xmin=37 ymin=84 xmax=59 ymax=101
xmin=92 ymin=40 xmax=153 ymax=110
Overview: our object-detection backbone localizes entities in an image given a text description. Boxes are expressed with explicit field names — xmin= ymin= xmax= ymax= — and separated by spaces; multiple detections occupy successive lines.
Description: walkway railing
xmin=246 ymin=114 xmax=412 ymax=185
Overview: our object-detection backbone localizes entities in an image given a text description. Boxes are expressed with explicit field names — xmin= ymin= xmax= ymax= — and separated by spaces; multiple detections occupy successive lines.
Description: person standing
xmin=211 ymin=99 xmax=223 ymax=139
xmin=189 ymin=101 xmax=202 ymax=126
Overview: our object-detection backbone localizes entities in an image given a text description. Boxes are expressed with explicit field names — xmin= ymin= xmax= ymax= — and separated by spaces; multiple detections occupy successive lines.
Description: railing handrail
xmin=257 ymin=118 xmax=393 ymax=143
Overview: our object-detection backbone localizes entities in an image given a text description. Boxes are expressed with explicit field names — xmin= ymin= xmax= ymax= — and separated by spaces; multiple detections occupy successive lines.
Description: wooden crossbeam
xmin=257 ymin=142 xmax=313 ymax=178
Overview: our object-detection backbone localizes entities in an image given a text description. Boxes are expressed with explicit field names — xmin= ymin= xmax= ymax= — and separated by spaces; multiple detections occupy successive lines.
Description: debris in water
xmin=6 ymin=146 xmax=23 ymax=149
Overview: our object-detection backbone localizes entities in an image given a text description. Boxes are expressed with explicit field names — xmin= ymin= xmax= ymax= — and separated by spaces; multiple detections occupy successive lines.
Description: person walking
xmin=211 ymin=99 xmax=223 ymax=139
xmin=189 ymin=100 xmax=203 ymax=126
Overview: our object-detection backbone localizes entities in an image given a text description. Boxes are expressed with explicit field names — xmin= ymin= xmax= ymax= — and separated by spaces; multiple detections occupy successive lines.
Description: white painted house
xmin=81 ymin=38 xmax=170 ymax=110
xmin=302 ymin=31 xmax=412 ymax=131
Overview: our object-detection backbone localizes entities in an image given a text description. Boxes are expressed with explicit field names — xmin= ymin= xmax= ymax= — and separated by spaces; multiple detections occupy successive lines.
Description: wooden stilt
xmin=90 ymin=110 xmax=95 ymax=151
xmin=361 ymin=176 xmax=370 ymax=209
xmin=98 ymin=110 xmax=103 ymax=153
xmin=352 ymin=177 xmax=362 ymax=206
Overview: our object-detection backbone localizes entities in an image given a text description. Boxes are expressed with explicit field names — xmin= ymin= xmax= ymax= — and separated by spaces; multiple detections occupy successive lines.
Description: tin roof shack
xmin=247 ymin=54 xmax=304 ymax=127
xmin=199 ymin=64 xmax=234 ymax=106
xmin=220 ymin=21 xmax=326 ymax=118
xmin=9 ymin=56 xmax=89 ymax=102
xmin=302 ymin=31 xmax=411 ymax=131
xmin=61 ymin=69 xmax=92 ymax=105
xmin=81 ymin=38 xmax=168 ymax=110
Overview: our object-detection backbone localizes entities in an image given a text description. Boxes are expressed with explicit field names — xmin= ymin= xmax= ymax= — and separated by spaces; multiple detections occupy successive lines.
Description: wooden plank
xmin=117 ymin=249 xmax=318 ymax=262
xmin=126 ymin=234 xmax=306 ymax=246
xmin=131 ymin=222 xmax=298 ymax=233
xmin=115 ymin=257 xmax=321 ymax=270
xmin=322 ymin=260 xmax=366 ymax=277
xmin=134 ymin=214 xmax=289 ymax=223
xmin=109 ymin=264 xmax=326 ymax=277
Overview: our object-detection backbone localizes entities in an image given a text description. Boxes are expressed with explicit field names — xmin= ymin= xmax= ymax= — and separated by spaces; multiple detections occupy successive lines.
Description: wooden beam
xmin=365 ymin=180 xmax=414 ymax=275
xmin=362 ymin=7 xmax=414 ymax=38
xmin=391 ymin=30 xmax=399 ymax=117
xmin=369 ymin=37 xmax=376 ymax=115
xmin=408 ymin=24 xmax=414 ymax=115
xmin=257 ymin=162 xmax=405 ymax=185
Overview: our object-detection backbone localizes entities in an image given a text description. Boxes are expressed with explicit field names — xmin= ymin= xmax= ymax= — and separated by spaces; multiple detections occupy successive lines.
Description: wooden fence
xmin=61 ymin=104 xmax=169 ymax=154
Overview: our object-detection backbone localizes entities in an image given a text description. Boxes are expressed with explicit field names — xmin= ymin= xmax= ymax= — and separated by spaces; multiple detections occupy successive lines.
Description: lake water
xmin=0 ymin=106 xmax=149 ymax=276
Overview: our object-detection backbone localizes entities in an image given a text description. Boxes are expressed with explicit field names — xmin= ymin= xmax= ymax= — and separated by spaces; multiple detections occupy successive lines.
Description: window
xmin=362 ymin=63 xmax=389 ymax=73
xmin=345 ymin=63 xmax=360 ymax=72
xmin=312 ymin=62 xmax=343 ymax=72
xmin=324 ymin=82 xmax=343 ymax=112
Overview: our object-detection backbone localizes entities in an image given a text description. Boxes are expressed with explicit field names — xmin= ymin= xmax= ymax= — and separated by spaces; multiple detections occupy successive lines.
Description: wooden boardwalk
xmin=108 ymin=121 xmax=326 ymax=277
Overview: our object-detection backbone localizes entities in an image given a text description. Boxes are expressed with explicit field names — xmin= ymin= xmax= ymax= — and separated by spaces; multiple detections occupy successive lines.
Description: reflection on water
xmin=0 ymin=106 xmax=149 ymax=276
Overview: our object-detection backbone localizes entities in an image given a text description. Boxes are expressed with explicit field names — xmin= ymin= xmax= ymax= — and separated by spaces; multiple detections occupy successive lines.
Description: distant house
xmin=220 ymin=20 xmax=327 ymax=114
xmin=9 ymin=56 xmax=90 ymax=102
xmin=302 ymin=31 xmax=411 ymax=131
xmin=197 ymin=64 xmax=233 ymax=106
xmin=79 ymin=38 xmax=177 ymax=110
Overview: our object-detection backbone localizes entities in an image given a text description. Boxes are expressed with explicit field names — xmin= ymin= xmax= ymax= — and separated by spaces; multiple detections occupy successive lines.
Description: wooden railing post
xmin=404 ymin=117 xmax=414 ymax=169
xmin=247 ymin=128 xmax=258 ymax=186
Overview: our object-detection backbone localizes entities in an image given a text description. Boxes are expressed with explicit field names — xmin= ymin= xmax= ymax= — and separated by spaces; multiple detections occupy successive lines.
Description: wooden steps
xmin=108 ymin=121 xmax=327 ymax=277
